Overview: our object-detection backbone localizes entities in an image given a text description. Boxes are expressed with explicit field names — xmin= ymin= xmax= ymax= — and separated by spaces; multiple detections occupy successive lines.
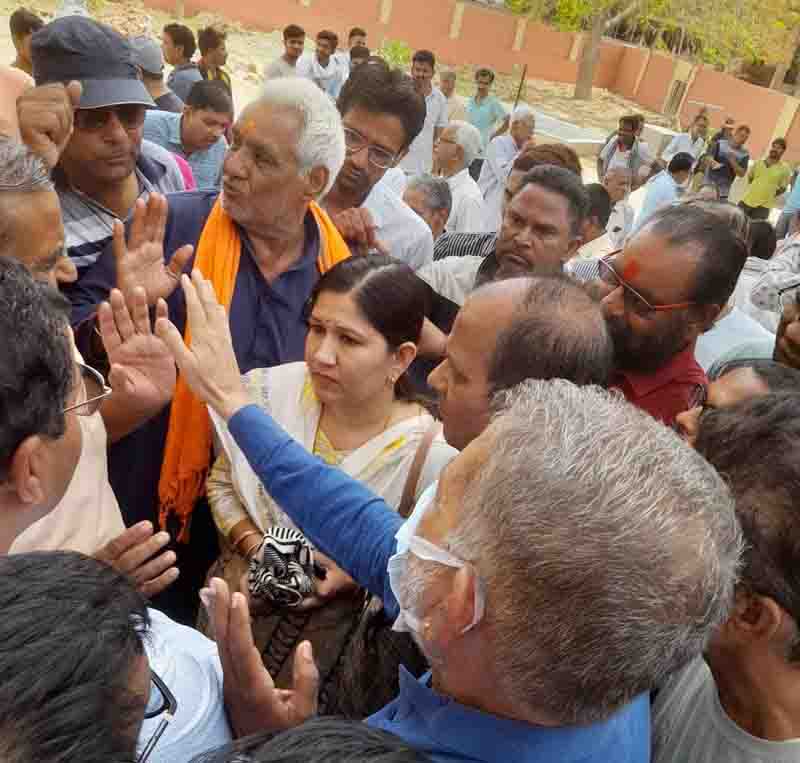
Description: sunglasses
xmin=599 ymin=252 xmax=697 ymax=315
xmin=63 ymin=363 xmax=112 ymax=416
xmin=75 ymin=105 xmax=147 ymax=132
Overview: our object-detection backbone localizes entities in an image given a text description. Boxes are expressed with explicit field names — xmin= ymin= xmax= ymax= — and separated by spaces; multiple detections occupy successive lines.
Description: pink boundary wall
xmin=145 ymin=0 xmax=797 ymax=160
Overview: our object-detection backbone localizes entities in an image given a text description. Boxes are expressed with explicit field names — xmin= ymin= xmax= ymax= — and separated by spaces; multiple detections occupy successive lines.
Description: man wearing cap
xmin=19 ymin=16 xmax=185 ymax=280
xmin=130 ymin=35 xmax=185 ymax=114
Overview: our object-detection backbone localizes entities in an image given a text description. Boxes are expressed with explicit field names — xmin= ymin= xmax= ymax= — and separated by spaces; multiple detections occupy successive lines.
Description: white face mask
xmin=388 ymin=485 xmax=485 ymax=637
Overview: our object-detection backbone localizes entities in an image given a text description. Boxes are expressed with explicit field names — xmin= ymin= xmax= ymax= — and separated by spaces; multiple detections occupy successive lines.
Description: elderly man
xmin=655 ymin=392 xmax=800 ymax=762
xmin=404 ymin=175 xmax=452 ymax=241
xmin=631 ymin=151 xmax=694 ymax=234
xmin=158 ymin=280 xmax=740 ymax=762
xmin=439 ymin=69 xmax=466 ymax=122
xmin=433 ymin=121 xmax=485 ymax=233
xmin=603 ymin=167 xmax=634 ymax=248
xmin=58 ymin=78 xmax=350 ymax=623
xmin=478 ymin=105 xmax=535 ymax=232
xmin=18 ymin=17 xmax=185 ymax=278
xmin=598 ymin=202 xmax=749 ymax=426
xmin=322 ymin=61 xmax=433 ymax=269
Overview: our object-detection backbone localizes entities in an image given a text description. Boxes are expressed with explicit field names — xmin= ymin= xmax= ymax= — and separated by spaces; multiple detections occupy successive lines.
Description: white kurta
xmin=399 ymin=87 xmax=449 ymax=176
xmin=446 ymin=168 xmax=486 ymax=234
xmin=295 ymin=53 xmax=343 ymax=98
xmin=478 ymin=134 xmax=519 ymax=233
xmin=363 ymin=178 xmax=434 ymax=269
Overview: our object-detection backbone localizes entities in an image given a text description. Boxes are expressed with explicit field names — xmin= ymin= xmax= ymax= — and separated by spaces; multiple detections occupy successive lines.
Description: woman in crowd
xmin=203 ymin=255 xmax=456 ymax=718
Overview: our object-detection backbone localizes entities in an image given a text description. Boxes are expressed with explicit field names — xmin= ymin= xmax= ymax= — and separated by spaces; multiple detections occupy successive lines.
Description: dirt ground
xmin=1 ymin=0 xmax=670 ymax=136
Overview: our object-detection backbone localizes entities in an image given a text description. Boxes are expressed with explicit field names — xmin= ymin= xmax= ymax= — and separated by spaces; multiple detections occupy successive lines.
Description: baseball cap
xmin=31 ymin=16 xmax=155 ymax=109
xmin=130 ymin=35 xmax=165 ymax=76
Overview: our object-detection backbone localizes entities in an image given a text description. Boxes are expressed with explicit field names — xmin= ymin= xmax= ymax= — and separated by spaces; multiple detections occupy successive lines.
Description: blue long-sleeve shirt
xmin=226 ymin=404 xmax=652 ymax=763
xmin=228 ymin=404 xmax=403 ymax=616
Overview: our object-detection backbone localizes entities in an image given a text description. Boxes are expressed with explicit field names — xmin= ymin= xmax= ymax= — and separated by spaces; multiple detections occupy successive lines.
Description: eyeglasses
xmin=138 ymin=671 xmax=177 ymax=763
xmin=599 ymin=252 xmax=697 ymax=315
xmin=63 ymin=363 xmax=112 ymax=416
xmin=342 ymin=127 xmax=398 ymax=170
xmin=75 ymin=105 xmax=147 ymax=132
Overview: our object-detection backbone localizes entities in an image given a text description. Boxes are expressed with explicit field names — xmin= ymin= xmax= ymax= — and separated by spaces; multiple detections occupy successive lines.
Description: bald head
xmin=429 ymin=275 xmax=613 ymax=450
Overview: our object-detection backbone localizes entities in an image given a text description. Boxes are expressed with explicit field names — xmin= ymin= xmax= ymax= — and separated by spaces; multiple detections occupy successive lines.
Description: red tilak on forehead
xmin=622 ymin=259 xmax=640 ymax=281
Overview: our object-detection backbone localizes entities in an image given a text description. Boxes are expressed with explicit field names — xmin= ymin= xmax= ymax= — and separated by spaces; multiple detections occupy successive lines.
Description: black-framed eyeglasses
xmin=63 ymin=362 xmax=112 ymax=416
xmin=342 ymin=127 xmax=398 ymax=170
xmin=138 ymin=671 xmax=177 ymax=763
xmin=599 ymin=252 xmax=696 ymax=315
xmin=75 ymin=105 xmax=147 ymax=132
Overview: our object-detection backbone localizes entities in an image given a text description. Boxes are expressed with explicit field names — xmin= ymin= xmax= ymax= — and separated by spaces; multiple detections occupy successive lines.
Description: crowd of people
xmin=3 ymin=5 xmax=800 ymax=763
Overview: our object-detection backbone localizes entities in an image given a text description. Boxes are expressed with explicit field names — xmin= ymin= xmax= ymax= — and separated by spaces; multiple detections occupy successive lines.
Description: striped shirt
xmin=434 ymin=231 xmax=497 ymax=261
xmin=58 ymin=139 xmax=185 ymax=272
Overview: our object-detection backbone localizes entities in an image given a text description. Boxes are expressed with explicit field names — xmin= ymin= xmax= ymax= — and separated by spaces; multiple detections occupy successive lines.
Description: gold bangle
xmin=233 ymin=529 xmax=261 ymax=555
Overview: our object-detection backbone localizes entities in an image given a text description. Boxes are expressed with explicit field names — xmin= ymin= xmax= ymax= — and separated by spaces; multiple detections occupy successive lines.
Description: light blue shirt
xmin=143 ymin=110 xmax=226 ymax=190
xmin=632 ymin=171 xmax=683 ymax=234
xmin=166 ymin=63 xmax=203 ymax=102
xmin=466 ymin=95 xmax=508 ymax=149
xmin=784 ymin=175 xmax=800 ymax=215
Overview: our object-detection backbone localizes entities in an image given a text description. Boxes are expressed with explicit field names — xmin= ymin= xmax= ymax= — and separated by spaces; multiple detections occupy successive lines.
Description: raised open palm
xmin=114 ymin=193 xmax=194 ymax=306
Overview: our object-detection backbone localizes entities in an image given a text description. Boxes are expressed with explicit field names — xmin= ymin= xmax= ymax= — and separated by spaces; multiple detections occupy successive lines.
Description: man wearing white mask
xmin=631 ymin=152 xmax=694 ymax=235
xmin=157 ymin=270 xmax=741 ymax=762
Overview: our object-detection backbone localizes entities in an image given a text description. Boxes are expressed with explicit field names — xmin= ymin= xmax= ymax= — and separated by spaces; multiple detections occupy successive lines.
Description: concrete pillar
xmin=675 ymin=64 xmax=698 ymax=126
xmin=512 ymin=16 xmax=528 ymax=52
xmin=632 ymin=49 xmax=652 ymax=99
xmin=379 ymin=0 xmax=392 ymax=25
xmin=772 ymin=96 xmax=799 ymax=142
xmin=449 ymin=1 xmax=465 ymax=40
xmin=660 ymin=57 xmax=693 ymax=114
xmin=568 ymin=32 xmax=583 ymax=62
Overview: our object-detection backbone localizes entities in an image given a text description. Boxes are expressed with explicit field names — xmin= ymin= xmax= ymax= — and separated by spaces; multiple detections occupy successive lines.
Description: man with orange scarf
xmin=32 ymin=78 xmax=352 ymax=622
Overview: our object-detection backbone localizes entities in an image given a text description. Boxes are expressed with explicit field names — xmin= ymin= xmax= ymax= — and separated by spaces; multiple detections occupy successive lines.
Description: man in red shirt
xmin=597 ymin=203 xmax=748 ymax=426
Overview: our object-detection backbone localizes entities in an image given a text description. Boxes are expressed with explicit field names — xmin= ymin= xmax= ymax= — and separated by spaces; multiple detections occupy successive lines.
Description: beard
xmin=606 ymin=313 xmax=690 ymax=374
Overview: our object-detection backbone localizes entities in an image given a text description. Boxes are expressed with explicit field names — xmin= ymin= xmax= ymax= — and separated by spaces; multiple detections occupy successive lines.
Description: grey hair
xmin=448 ymin=120 xmax=483 ymax=167
xmin=0 ymin=138 xmax=53 ymax=193
xmin=406 ymin=173 xmax=452 ymax=216
xmin=445 ymin=379 xmax=742 ymax=724
xmin=510 ymin=104 xmax=535 ymax=127
xmin=439 ymin=69 xmax=457 ymax=82
xmin=255 ymin=77 xmax=346 ymax=199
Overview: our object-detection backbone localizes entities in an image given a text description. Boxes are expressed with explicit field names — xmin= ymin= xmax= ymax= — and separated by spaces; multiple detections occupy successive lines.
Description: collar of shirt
xmin=448 ymin=168 xmax=473 ymax=192
xmin=616 ymin=342 xmax=704 ymax=400
xmin=475 ymin=250 xmax=499 ymax=288
xmin=371 ymin=667 xmax=645 ymax=762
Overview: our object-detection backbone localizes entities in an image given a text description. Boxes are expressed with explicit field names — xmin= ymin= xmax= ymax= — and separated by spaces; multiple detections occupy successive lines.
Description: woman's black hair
xmin=307 ymin=254 xmax=428 ymax=401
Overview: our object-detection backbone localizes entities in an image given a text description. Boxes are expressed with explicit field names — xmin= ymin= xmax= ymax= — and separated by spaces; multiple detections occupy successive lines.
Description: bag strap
xmin=398 ymin=422 xmax=441 ymax=520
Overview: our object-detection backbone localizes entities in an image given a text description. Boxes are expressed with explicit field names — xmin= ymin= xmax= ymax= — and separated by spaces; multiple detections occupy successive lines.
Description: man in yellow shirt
xmin=740 ymin=138 xmax=792 ymax=220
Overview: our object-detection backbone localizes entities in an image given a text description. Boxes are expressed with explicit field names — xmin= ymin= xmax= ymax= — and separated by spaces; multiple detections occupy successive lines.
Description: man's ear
xmin=6 ymin=435 xmax=46 ymax=505
xmin=694 ymin=302 xmax=724 ymax=333
xmin=305 ymin=165 xmax=330 ymax=201
xmin=724 ymin=587 xmax=785 ymax=646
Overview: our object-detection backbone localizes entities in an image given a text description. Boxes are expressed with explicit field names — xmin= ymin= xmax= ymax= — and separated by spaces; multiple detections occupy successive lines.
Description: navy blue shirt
xmin=67 ymin=191 xmax=321 ymax=528
xmin=227 ymin=404 xmax=652 ymax=763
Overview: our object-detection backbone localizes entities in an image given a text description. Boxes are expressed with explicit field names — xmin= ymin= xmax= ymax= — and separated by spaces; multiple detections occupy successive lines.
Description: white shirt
xmin=380 ymin=166 xmax=408 ymax=197
xmin=399 ymin=87 xmax=449 ymax=176
xmin=295 ymin=53 xmax=342 ymax=98
xmin=478 ymin=134 xmax=518 ymax=233
xmin=695 ymin=306 xmax=775 ymax=371
xmin=632 ymin=170 xmax=684 ymax=234
xmin=606 ymin=200 xmax=635 ymax=248
xmin=446 ymin=168 xmax=486 ymax=234
xmin=734 ymin=257 xmax=778 ymax=333
xmin=334 ymin=50 xmax=351 ymax=81
xmin=416 ymin=255 xmax=485 ymax=307
xmin=138 ymin=609 xmax=232 ymax=763
xmin=446 ymin=93 xmax=467 ymax=122
xmin=576 ymin=231 xmax=615 ymax=260
xmin=653 ymin=657 xmax=800 ymax=763
xmin=363 ymin=179 xmax=434 ymax=269
xmin=263 ymin=56 xmax=297 ymax=80
xmin=661 ymin=132 xmax=706 ymax=163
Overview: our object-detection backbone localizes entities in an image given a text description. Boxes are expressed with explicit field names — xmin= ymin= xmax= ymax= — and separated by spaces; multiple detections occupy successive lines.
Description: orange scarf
xmin=158 ymin=199 xmax=351 ymax=541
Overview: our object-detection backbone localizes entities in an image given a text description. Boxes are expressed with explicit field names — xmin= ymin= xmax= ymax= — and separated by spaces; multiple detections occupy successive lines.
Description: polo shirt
xmin=167 ymin=62 xmax=203 ymax=102
xmin=143 ymin=109 xmax=227 ymax=190
xmin=741 ymin=159 xmax=792 ymax=210
xmin=224 ymin=404 xmax=652 ymax=763
xmin=466 ymin=94 xmax=508 ymax=150
xmin=57 ymin=139 xmax=185 ymax=272
xmin=400 ymin=87 xmax=449 ymax=176
xmin=363 ymin=178 xmax=434 ymax=269
xmin=613 ymin=343 xmax=707 ymax=427
xmin=446 ymin=168 xmax=486 ymax=234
